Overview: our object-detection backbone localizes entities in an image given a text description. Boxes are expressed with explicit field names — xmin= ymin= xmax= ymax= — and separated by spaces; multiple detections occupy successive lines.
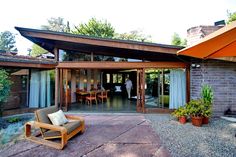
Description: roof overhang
xmin=178 ymin=21 xmax=236 ymax=59
xmin=0 ymin=54 xmax=56 ymax=69
xmin=15 ymin=27 xmax=186 ymax=61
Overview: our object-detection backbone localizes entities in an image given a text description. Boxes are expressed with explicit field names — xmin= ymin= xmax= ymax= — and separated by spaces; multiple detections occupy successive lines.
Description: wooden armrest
xmin=25 ymin=121 xmax=67 ymax=134
xmin=65 ymin=115 xmax=84 ymax=122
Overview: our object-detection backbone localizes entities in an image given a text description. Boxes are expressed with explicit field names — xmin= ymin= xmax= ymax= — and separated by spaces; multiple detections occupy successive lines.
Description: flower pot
xmin=178 ymin=116 xmax=187 ymax=124
xmin=202 ymin=116 xmax=209 ymax=124
xmin=191 ymin=116 xmax=203 ymax=127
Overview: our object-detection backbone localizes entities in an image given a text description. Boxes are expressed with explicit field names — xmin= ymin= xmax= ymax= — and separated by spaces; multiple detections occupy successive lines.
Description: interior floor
xmin=69 ymin=95 xmax=137 ymax=113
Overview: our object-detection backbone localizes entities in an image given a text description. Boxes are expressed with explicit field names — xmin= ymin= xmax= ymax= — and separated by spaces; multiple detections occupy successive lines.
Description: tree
xmin=227 ymin=11 xmax=236 ymax=24
xmin=70 ymin=18 xmax=116 ymax=61
xmin=0 ymin=69 xmax=12 ymax=116
xmin=31 ymin=17 xmax=69 ymax=57
xmin=115 ymin=30 xmax=152 ymax=42
xmin=72 ymin=18 xmax=115 ymax=38
xmin=171 ymin=33 xmax=186 ymax=46
xmin=0 ymin=31 xmax=17 ymax=52
xmin=41 ymin=17 xmax=69 ymax=32
xmin=30 ymin=44 xmax=47 ymax=57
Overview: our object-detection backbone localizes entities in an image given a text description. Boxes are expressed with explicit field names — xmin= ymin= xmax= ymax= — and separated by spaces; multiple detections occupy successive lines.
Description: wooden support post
xmin=186 ymin=66 xmax=190 ymax=103
xmin=141 ymin=68 xmax=145 ymax=113
xmin=59 ymin=69 xmax=63 ymax=109
xmin=161 ymin=69 xmax=164 ymax=108
xmin=65 ymin=69 xmax=68 ymax=111
xmin=54 ymin=47 xmax=59 ymax=62
xmin=55 ymin=67 xmax=59 ymax=107
xmin=136 ymin=69 xmax=140 ymax=112
xmin=54 ymin=47 xmax=59 ymax=108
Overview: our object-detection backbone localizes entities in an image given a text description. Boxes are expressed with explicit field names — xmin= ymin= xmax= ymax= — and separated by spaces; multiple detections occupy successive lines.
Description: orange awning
xmin=177 ymin=21 xmax=236 ymax=59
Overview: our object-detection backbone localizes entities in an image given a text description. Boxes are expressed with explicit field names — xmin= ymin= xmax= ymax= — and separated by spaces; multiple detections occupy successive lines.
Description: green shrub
xmin=0 ymin=69 xmax=12 ymax=116
xmin=7 ymin=117 xmax=21 ymax=123
xmin=186 ymin=99 xmax=205 ymax=117
xmin=201 ymin=85 xmax=214 ymax=117
xmin=172 ymin=106 xmax=188 ymax=118
xmin=201 ymin=84 xmax=214 ymax=104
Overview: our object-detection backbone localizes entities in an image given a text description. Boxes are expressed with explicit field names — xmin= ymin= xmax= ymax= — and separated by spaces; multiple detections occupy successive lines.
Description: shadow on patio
xmin=0 ymin=114 xmax=170 ymax=157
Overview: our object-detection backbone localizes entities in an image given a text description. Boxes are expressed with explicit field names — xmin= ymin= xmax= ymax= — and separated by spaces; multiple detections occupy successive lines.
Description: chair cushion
xmin=35 ymin=106 xmax=58 ymax=124
xmin=43 ymin=130 xmax=61 ymax=138
xmin=115 ymin=86 xmax=122 ymax=92
xmin=63 ymin=120 xmax=81 ymax=134
xmin=43 ymin=120 xmax=82 ymax=138
xmin=48 ymin=110 xmax=68 ymax=126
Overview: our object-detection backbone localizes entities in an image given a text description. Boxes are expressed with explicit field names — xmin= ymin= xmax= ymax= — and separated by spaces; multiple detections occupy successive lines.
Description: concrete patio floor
xmin=0 ymin=114 xmax=170 ymax=157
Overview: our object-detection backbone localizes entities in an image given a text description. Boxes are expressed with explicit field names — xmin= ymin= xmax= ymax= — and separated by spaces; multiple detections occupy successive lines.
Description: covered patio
xmin=14 ymin=27 xmax=191 ymax=113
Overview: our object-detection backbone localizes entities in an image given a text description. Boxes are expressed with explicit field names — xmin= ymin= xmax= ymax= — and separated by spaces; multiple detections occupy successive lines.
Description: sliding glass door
xmin=145 ymin=68 xmax=186 ymax=109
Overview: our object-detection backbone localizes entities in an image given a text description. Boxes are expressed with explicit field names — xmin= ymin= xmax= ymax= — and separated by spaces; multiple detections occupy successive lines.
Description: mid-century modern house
xmin=1 ymin=21 xmax=236 ymax=116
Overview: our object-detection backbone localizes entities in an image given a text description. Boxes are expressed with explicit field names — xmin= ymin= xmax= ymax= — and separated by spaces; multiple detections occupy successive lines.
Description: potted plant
xmin=201 ymin=85 xmax=214 ymax=124
xmin=186 ymin=99 xmax=204 ymax=127
xmin=172 ymin=106 xmax=188 ymax=124
xmin=202 ymin=103 xmax=212 ymax=124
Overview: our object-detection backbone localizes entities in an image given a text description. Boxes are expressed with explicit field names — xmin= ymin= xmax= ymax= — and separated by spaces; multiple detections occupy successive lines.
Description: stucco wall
xmin=190 ymin=60 xmax=236 ymax=116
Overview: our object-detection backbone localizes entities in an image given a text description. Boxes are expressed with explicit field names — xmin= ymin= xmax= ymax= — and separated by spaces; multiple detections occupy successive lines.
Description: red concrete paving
xmin=0 ymin=115 xmax=170 ymax=157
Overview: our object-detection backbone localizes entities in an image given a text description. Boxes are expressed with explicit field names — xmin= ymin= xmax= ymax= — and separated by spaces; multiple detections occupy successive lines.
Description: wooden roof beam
xmin=57 ymin=61 xmax=188 ymax=69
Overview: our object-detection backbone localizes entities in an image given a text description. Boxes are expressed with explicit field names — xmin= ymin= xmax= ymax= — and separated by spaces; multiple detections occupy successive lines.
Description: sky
xmin=0 ymin=0 xmax=236 ymax=55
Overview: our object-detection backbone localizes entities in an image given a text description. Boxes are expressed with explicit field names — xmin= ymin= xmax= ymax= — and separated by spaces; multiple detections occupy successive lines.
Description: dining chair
xmin=98 ymin=90 xmax=108 ymax=103
xmin=85 ymin=91 xmax=97 ymax=105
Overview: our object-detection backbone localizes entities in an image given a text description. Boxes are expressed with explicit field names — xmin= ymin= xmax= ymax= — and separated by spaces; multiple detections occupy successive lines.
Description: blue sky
xmin=0 ymin=0 xmax=235 ymax=55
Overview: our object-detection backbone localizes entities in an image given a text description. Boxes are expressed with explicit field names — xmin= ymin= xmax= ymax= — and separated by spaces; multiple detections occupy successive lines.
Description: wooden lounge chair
xmin=25 ymin=106 xmax=85 ymax=149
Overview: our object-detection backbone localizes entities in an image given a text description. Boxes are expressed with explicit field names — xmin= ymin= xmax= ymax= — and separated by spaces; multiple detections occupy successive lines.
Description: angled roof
xmin=178 ymin=21 xmax=236 ymax=59
xmin=0 ymin=53 xmax=56 ymax=68
xmin=15 ymin=27 xmax=186 ymax=61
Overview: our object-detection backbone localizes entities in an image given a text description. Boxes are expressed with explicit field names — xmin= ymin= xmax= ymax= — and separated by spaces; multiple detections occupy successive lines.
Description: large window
xmin=145 ymin=68 xmax=186 ymax=109
xmin=106 ymin=74 xmax=110 ymax=83
xmin=112 ymin=74 xmax=123 ymax=83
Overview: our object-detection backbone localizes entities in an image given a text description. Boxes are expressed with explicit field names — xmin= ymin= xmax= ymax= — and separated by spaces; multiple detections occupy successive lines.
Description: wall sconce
xmin=83 ymin=79 xmax=87 ymax=83
xmin=191 ymin=64 xmax=201 ymax=68
xmin=91 ymin=79 xmax=94 ymax=84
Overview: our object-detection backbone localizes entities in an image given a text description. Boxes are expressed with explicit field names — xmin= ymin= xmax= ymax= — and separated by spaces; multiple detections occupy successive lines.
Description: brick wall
xmin=190 ymin=60 xmax=236 ymax=116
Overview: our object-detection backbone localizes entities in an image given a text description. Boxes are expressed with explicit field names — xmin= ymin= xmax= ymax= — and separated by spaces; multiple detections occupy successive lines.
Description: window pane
xmin=113 ymin=74 xmax=117 ymax=83
xmin=106 ymin=74 xmax=110 ymax=83
xmin=117 ymin=74 xmax=122 ymax=83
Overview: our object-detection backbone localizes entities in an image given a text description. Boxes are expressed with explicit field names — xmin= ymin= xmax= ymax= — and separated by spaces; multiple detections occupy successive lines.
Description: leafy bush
xmin=201 ymin=84 xmax=213 ymax=104
xmin=172 ymin=106 xmax=188 ymax=118
xmin=201 ymin=85 xmax=214 ymax=117
xmin=0 ymin=69 xmax=12 ymax=116
xmin=7 ymin=117 xmax=21 ymax=123
xmin=186 ymin=99 xmax=205 ymax=117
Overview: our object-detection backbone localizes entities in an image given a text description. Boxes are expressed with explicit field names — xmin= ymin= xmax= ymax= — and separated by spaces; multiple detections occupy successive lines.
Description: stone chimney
xmin=187 ymin=20 xmax=225 ymax=46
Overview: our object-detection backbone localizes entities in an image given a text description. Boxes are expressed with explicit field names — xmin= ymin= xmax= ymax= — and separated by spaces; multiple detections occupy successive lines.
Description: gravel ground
xmin=145 ymin=114 xmax=236 ymax=157
xmin=0 ymin=114 xmax=34 ymax=148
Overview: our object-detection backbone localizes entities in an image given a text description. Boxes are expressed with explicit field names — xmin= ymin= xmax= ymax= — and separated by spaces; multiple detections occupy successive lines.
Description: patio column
xmin=54 ymin=47 xmax=59 ymax=107
xmin=141 ymin=68 xmax=145 ymax=112
xmin=136 ymin=68 xmax=145 ymax=113
xmin=65 ymin=69 xmax=68 ymax=111
xmin=55 ymin=67 xmax=59 ymax=107
xmin=136 ymin=69 xmax=140 ymax=112
xmin=59 ymin=69 xmax=64 ymax=109
xmin=186 ymin=66 xmax=190 ymax=102
xmin=54 ymin=47 xmax=59 ymax=62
